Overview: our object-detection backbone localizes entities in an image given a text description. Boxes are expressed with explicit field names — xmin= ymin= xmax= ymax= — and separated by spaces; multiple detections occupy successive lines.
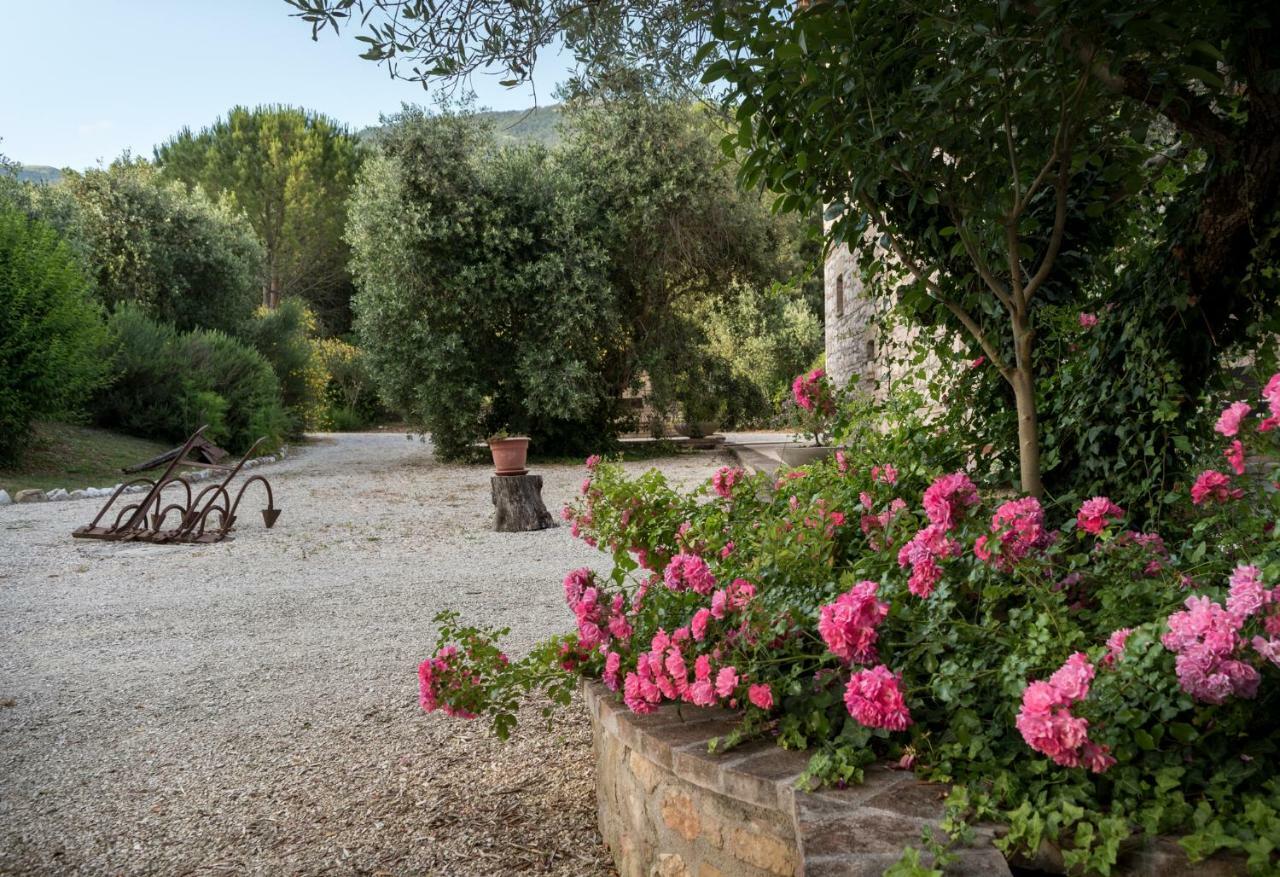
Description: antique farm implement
xmin=72 ymin=426 xmax=281 ymax=544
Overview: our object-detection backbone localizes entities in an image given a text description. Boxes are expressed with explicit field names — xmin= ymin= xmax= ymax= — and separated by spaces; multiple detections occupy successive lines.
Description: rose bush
xmin=416 ymin=373 xmax=1280 ymax=875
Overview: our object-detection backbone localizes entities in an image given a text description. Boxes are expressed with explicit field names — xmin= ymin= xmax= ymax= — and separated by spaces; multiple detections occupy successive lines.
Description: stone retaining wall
xmin=583 ymin=681 xmax=1248 ymax=877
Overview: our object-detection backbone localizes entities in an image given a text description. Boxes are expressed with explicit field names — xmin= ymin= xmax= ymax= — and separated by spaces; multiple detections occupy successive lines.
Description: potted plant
xmin=778 ymin=368 xmax=839 ymax=466
xmin=487 ymin=428 xmax=530 ymax=476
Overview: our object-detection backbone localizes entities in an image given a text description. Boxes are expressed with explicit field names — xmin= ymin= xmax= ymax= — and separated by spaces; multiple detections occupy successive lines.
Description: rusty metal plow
xmin=72 ymin=426 xmax=281 ymax=544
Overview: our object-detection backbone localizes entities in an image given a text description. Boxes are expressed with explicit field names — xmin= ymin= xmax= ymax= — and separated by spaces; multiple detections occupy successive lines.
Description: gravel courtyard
xmin=0 ymin=434 xmax=726 ymax=876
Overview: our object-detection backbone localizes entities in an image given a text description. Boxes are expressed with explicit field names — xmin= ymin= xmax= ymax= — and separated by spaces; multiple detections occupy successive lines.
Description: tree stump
xmin=491 ymin=474 xmax=556 ymax=532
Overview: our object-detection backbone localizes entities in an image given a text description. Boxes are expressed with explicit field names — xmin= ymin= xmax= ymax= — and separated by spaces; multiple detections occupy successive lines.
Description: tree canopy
xmin=156 ymin=105 xmax=363 ymax=333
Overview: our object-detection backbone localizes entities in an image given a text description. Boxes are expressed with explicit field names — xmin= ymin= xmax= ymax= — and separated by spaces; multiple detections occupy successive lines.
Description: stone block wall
xmin=584 ymin=681 xmax=1248 ymax=877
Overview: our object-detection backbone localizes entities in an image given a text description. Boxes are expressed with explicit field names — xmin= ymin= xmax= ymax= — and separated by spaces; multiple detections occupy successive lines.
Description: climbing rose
xmin=898 ymin=523 xmax=960 ymax=599
xmin=748 ymin=683 xmax=774 ymax=710
xmin=792 ymin=368 xmax=834 ymax=414
xmin=1103 ymin=629 xmax=1133 ymax=667
xmin=1215 ymin=401 xmax=1252 ymax=437
xmin=974 ymin=496 xmax=1055 ymax=570
xmin=711 ymin=466 xmax=744 ymax=499
xmin=715 ymin=666 xmax=740 ymax=699
xmin=1190 ymin=470 xmax=1241 ymax=505
xmin=818 ymin=580 xmax=890 ymax=664
xmin=603 ymin=651 xmax=622 ymax=691
xmin=1225 ymin=440 xmax=1246 ymax=476
xmin=844 ymin=665 xmax=912 ymax=731
xmin=1076 ymin=497 xmax=1124 ymax=535
xmin=1163 ymin=595 xmax=1258 ymax=704
xmin=1262 ymin=373 xmax=1280 ymax=431
xmin=1079 ymin=312 xmax=1099 ymax=328
xmin=1016 ymin=653 xmax=1112 ymax=772
xmin=1253 ymin=636 xmax=1280 ymax=668
xmin=1227 ymin=565 xmax=1269 ymax=618
xmin=417 ymin=646 xmax=479 ymax=719
xmin=871 ymin=464 xmax=898 ymax=485
xmin=664 ymin=552 xmax=716 ymax=595
xmin=691 ymin=607 xmax=712 ymax=641
xmin=921 ymin=472 xmax=979 ymax=529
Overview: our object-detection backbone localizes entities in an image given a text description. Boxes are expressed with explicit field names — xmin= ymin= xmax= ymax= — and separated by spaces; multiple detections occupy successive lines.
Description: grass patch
xmin=0 ymin=422 xmax=172 ymax=493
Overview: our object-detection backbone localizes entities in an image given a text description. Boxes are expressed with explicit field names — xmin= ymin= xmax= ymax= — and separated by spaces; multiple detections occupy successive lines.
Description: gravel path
xmin=0 ymin=434 xmax=726 ymax=876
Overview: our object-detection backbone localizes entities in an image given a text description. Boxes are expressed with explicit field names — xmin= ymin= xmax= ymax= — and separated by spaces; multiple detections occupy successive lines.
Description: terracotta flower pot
xmin=489 ymin=436 xmax=530 ymax=476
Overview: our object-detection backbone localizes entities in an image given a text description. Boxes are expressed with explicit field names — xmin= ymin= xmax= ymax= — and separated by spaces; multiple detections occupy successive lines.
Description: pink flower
xmin=836 ymin=449 xmax=850 ymax=474
xmin=585 ymin=454 xmax=603 ymax=470
xmin=1215 ymin=401 xmax=1251 ymax=437
xmin=1081 ymin=741 xmax=1117 ymax=774
xmin=974 ymin=496 xmax=1055 ymax=570
xmin=711 ymin=466 xmax=745 ymax=499
xmin=1190 ymin=469 xmax=1242 ymax=505
xmin=1225 ymin=440 xmax=1245 ymax=476
xmin=1261 ymin=373 xmax=1280 ymax=430
xmin=1162 ymin=595 xmax=1257 ymax=704
xmin=417 ymin=646 xmax=478 ymax=719
xmin=898 ymin=523 xmax=960 ymax=598
xmin=603 ymin=651 xmax=622 ymax=691
xmin=1103 ymin=628 xmax=1133 ymax=667
xmin=1048 ymin=652 xmax=1095 ymax=702
xmin=1079 ymin=312 xmax=1098 ymax=328
xmin=720 ymin=541 xmax=735 ymax=559
xmin=1252 ymin=636 xmax=1280 ymax=668
xmin=1076 ymin=496 xmax=1124 ymax=535
xmin=715 ymin=666 xmax=739 ymax=699
xmin=844 ymin=665 xmax=912 ymax=731
xmin=563 ymin=567 xmax=594 ymax=607
xmin=969 ymin=355 xmax=986 ymax=369
xmin=748 ymin=683 xmax=774 ymax=711
xmin=691 ymin=607 xmax=712 ymax=641
xmin=1227 ymin=565 xmax=1268 ymax=618
xmin=663 ymin=552 xmax=716 ymax=595
xmin=871 ymin=464 xmax=898 ymax=485
xmin=818 ymin=580 xmax=890 ymax=664
xmin=921 ymin=472 xmax=979 ymax=529
xmin=792 ymin=368 xmax=834 ymax=414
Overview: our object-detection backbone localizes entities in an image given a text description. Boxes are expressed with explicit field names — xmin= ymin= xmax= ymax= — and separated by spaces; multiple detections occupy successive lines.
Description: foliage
xmin=156 ymin=105 xmax=363 ymax=333
xmin=0 ymin=205 xmax=108 ymax=465
xmin=315 ymin=337 xmax=385 ymax=430
xmin=94 ymin=305 xmax=286 ymax=454
xmin=348 ymin=100 xmax=807 ymax=457
xmin=412 ymin=372 xmax=1280 ymax=874
xmin=49 ymin=159 xmax=263 ymax=335
xmin=243 ymin=299 xmax=327 ymax=437
xmin=348 ymin=109 xmax=616 ymax=458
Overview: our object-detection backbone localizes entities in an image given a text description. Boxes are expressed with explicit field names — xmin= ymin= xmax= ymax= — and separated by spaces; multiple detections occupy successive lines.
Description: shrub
xmin=316 ymin=337 xmax=384 ymax=430
xmin=56 ymin=160 xmax=263 ymax=334
xmin=94 ymin=306 xmax=285 ymax=454
xmin=243 ymin=299 xmax=326 ymax=437
xmin=412 ymin=372 xmax=1280 ymax=874
xmin=0 ymin=206 xmax=107 ymax=464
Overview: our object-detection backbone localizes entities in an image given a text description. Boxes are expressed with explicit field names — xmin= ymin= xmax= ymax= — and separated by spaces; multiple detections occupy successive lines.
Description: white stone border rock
xmin=0 ymin=446 xmax=290 ymax=505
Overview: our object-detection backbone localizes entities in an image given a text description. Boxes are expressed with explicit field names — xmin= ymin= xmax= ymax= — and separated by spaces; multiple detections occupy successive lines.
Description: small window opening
xmin=835 ymin=273 xmax=845 ymax=318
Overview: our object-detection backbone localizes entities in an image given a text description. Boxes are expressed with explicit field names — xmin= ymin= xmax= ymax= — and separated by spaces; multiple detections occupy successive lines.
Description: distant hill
xmin=13 ymin=164 xmax=63 ymax=184
xmin=360 ymin=105 xmax=564 ymax=149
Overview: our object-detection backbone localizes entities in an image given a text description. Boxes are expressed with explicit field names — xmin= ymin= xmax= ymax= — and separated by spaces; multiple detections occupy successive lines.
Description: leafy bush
xmin=411 ymin=372 xmax=1280 ymax=874
xmin=0 ymin=206 xmax=108 ymax=464
xmin=243 ymin=299 xmax=326 ymax=437
xmin=55 ymin=160 xmax=263 ymax=334
xmin=316 ymin=337 xmax=384 ymax=430
xmin=94 ymin=306 xmax=285 ymax=454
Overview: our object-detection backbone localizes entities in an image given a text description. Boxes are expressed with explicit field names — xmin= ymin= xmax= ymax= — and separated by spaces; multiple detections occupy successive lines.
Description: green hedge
xmin=0 ymin=206 xmax=107 ymax=465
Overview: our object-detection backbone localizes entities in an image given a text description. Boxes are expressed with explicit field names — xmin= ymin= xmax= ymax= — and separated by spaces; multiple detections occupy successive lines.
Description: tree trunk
xmin=490 ymin=474 xmax=556 ymax=532
xmin=1011 ymin=319 xmax=1044 ymax=498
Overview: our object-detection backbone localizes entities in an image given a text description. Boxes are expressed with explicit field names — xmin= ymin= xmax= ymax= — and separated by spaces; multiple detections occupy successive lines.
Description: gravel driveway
xmin=0 ymin=434 xmax=726 ymax=876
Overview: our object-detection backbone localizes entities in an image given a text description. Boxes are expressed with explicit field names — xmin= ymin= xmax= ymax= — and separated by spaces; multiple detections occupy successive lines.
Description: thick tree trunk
xmin=490 ymin=474 xmax=555 ymax=532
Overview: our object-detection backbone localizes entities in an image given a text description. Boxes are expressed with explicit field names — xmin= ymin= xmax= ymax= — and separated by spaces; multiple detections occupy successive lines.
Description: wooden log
xmin=491 ymin=474 xmax=556 ymax=532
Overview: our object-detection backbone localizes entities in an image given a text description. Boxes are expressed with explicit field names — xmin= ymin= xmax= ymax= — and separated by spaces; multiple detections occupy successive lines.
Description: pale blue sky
xmin=0 ymin=0 xmax=570 ymax=170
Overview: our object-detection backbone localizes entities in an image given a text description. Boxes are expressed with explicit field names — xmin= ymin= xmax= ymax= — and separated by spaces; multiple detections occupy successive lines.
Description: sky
xmin=0 ymin=0 xmax=572 ymax=170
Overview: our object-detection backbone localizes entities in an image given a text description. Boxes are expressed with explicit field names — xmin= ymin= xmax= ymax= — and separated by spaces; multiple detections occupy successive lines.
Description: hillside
xmin=13 ymin=164 xmax=62 ymax=184
xmin=361 ymin=105 xmax=563 ymax=148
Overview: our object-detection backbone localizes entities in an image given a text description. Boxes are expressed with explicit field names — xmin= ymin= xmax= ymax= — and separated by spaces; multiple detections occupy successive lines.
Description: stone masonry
xmin=584 ymin=680 xmax=1248 ymax=877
